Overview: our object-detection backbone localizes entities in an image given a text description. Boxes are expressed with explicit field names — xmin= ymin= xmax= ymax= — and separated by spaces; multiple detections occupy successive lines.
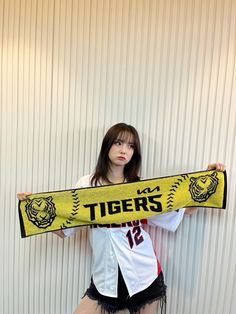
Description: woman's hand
xmin=207 ymin=162 xmax=226 ymax=171
xmin=16 ymin=192 xmax=32 ymax=201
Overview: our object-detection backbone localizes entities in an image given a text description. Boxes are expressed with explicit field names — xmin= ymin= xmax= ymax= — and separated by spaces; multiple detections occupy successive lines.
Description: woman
xmin=17 ymin=123 xmax=225 ymax=314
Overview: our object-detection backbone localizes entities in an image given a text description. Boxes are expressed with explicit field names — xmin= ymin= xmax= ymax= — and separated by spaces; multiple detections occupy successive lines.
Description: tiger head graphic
xmin=189 ymin=172 xmax=219 ymax=202
xmin=25 ymin=196 xmax=56 ymax=228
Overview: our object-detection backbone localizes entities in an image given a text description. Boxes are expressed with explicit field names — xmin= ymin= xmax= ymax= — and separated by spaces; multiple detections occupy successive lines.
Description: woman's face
xmin=108 ymin=132 xmax=134 ymax=167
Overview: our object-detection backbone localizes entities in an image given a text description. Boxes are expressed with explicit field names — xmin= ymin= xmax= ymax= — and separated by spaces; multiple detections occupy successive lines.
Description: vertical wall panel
xmin=0 ymin=0 xmax=236 ymax=313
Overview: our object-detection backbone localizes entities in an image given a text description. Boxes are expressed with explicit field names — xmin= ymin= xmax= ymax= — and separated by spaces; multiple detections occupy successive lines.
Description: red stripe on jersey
xmin=157 ymin=259 xmax=162 ymax=275
xmin=153 ymin=249 xmax=162 ymax=275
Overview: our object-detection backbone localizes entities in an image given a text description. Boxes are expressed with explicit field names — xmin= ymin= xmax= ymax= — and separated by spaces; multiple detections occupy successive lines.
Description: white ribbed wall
xmin=0 ymin=0 xmax=235 ymax=313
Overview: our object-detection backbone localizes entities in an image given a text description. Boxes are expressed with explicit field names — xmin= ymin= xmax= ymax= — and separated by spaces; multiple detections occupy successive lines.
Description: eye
xmin=128 ymin=143 xmax=134 ymax=149
xmin=114 ymin=139 xmax=122 ymax=146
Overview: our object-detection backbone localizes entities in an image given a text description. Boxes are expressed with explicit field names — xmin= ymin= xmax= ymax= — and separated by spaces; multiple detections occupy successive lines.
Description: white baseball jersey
xmin=63 ymin=175 xmax=185 ymax=297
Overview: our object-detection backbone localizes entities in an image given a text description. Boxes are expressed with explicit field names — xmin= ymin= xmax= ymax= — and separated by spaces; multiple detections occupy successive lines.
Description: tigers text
xmin=83 ymin=194 xmax=163 ymax=221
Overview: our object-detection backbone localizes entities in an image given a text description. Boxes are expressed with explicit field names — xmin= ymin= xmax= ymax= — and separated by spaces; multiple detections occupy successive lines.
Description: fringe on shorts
xmin=83 ymin=270 xmax=167 ymax=314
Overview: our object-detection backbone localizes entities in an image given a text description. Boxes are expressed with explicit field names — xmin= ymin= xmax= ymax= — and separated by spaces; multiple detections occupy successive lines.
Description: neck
xmin=107 ymin=165 xmax=125 ymax=184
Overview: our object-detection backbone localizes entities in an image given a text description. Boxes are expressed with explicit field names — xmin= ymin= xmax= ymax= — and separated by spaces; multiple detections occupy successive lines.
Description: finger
xmin=16 ymin=193 xmax=26 ymax=201
xmin=218 ymin=163 xmax=225 ymax=171
xmin=25 ymin=192 xmax=32 ymax=197
xmin=207 ymin=163 xmax=216 ymax=170
xmin=207 ymin=163 xmax=225 ymax=171
xmin=215 ymin=163 xmax=225 ymax=171
xmin=16 ymin=192 xmax=32 ymax=200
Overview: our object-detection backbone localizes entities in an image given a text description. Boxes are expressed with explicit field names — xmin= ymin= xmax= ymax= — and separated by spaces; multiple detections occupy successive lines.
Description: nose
xmin=119 ymin=144 xmax=127 ymax=154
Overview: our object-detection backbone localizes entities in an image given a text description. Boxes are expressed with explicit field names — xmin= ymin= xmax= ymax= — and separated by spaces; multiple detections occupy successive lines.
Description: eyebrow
xmin=116 ymin=138 xmax=134 ymax=145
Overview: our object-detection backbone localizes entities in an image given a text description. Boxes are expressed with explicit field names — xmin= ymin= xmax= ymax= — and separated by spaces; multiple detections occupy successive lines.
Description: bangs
xmin=116 ymin=131 xmax=134 ymax=145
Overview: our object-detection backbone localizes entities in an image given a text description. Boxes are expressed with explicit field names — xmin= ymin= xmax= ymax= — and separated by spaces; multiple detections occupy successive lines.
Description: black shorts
xmin=84 ymin=268 xmax=166 ymax=314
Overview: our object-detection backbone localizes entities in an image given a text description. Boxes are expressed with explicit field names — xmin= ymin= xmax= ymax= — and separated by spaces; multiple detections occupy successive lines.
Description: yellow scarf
xmin=18 ymin=170 xmax=227 ymax=237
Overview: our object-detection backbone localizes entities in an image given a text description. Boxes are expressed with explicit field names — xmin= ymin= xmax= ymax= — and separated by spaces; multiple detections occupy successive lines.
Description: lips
xmin=117 ymin=156 xmax=126 ymax=161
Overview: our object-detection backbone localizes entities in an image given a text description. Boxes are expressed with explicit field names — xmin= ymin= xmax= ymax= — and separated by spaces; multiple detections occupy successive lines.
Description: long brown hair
xmin=91 ymin=123 xmax=142 ymax=186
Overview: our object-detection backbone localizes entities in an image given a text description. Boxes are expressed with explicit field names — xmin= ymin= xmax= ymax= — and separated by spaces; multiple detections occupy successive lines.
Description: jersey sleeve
xmin=75 ymin=174 xmax=92 ymax=188
xmin=62 ymin=226 xmax=80 ymax=237
xmin=145 ymin=209 xmax=186 ymax=232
